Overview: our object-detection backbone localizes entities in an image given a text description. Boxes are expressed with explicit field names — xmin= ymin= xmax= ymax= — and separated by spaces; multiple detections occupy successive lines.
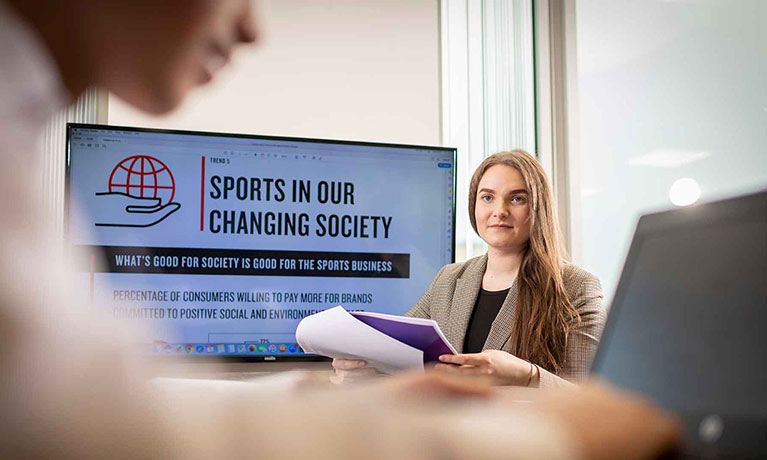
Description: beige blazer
xmin=406 ymin=254 xmax=606 ymax=388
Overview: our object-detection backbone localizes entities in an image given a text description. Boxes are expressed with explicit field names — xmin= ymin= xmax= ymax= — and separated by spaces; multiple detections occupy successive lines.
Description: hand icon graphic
xmin=94 ymin=192 xmax=181 ymax=227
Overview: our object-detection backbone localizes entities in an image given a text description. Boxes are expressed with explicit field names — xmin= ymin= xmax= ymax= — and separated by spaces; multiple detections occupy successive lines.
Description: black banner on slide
xmin=76 ymin=245 xmax=410 ymax=278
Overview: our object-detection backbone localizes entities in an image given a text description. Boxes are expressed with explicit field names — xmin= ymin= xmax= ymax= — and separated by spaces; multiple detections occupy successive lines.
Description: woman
xmin=334 ymin=150 xmax=605 ymax=388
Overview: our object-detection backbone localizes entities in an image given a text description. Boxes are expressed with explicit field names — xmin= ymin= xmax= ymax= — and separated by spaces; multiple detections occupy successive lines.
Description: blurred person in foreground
xmin=0 ymin=0 xmax=678 ymax=458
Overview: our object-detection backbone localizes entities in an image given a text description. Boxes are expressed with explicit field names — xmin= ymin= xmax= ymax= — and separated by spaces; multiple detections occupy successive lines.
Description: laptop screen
xmin=592 ymin=191 xmax=767 ymax=454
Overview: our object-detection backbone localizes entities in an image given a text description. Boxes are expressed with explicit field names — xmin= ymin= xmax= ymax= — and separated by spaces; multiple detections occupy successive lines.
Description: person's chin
xmin=134 ymin=86 xmax=188 ymax=115
xmin=145 ymin=98 xmax=182 ymax=115
xmin=198 ymin=65 xmax=215 ymax=85
xmin=485 ymin=237 xmax=522 ymax=251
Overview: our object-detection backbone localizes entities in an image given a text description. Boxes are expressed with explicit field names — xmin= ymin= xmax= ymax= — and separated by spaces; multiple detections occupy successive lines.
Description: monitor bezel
xmin=65 ymin=122 xmax=458 ymax=361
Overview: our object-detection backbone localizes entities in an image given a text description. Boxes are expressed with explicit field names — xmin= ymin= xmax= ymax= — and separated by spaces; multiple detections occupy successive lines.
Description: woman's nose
xmin=493 ymin=203 xmax=509 ymax=217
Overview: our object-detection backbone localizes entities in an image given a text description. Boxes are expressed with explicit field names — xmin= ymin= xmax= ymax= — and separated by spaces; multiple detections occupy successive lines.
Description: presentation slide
xmin=67 ymin=126 xmax=455 ymax=356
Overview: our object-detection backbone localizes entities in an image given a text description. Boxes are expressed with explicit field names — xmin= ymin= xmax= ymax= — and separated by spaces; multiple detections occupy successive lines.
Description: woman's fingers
xmin=338 ymin=368 xmax=380 ymax=378
xmin=330 ymin=358 xmax=379 ymax=385
xmin=439 ymin=353 xmax=490 ymax=366
xmin=332 ymin=358 xmax=367 ymax=370
xmin=434 ymin=363 xmax=490 ymax=376
xmin=329 ymin=366 xmax=382 ymax=384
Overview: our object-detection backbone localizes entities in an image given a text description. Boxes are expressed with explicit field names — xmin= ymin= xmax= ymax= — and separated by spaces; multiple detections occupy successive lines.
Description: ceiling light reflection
xmin=669 ymin=178 xmax=701 ymax=206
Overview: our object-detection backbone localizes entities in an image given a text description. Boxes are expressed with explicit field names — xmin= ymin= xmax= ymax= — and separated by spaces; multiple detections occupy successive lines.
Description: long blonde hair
xmin=469 ymin=150 xmax=579 ymax=372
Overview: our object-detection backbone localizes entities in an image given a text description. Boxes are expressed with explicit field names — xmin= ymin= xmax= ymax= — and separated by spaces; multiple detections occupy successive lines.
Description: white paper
xmin=296 ymin=306 xmax=424 ymax=374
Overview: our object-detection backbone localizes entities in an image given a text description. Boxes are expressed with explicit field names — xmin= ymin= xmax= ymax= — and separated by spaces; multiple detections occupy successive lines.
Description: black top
xmin=463 ymin=287 xmax=510 ymax=353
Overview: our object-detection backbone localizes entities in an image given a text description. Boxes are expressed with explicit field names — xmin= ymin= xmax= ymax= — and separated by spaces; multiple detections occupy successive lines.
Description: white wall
xmin=108 ymin=0 xmax=441 ymax=147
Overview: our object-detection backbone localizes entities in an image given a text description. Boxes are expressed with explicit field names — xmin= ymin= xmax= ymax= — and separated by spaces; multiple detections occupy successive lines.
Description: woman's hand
xmin=330 ymin=358 xmax=385 ymax=384
xmin=435 ymin=350 xmax=536 ymax=386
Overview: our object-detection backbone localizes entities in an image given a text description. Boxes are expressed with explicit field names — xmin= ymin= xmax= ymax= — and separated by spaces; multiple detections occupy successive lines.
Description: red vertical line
xmin=89 ymin=254 xmax=95 ymax=304
xmin=140 ymin=157 xmax=145 ymax=197
xmin=200 ymin=156 xmax=206 ymax=231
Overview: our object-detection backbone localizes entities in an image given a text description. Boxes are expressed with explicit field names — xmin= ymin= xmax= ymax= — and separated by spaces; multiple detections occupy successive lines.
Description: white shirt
xmin=0 ymin=3 xmax=578 ymax=459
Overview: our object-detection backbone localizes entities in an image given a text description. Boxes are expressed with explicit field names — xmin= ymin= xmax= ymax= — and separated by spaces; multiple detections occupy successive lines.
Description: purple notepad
xmin=350 ymin=312 xmax=455 ymax=363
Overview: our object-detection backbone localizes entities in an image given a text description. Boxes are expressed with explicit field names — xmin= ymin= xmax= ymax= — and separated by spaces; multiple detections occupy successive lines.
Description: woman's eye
xmin=480 ymin=195 xmax=492 ymax=202
xmin=511 ymin=195 xmax=527 ymax=204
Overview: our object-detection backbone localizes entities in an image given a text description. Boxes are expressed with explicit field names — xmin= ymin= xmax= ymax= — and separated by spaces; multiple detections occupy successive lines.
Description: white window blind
xmin=39 ymin=88 xmax=107 ymax=238
xmin=441 ymin=0 xmax=535 ymax=262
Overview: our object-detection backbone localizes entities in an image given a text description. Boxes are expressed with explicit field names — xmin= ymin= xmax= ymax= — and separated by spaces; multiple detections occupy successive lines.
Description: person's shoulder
xmin=435 ymin=254 xmax=486 ymax=281
xmin=561 ymin=262 xmax=603 ymax=299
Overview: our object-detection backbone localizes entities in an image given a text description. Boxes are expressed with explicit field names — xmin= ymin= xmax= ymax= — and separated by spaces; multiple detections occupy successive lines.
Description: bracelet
xmin=525 ymin=361 xmax=534 ymax=387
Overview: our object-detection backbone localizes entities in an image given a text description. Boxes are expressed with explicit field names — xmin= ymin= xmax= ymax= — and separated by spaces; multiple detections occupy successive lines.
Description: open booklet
xmin=296 ymin=306 xmax=457 ymax=374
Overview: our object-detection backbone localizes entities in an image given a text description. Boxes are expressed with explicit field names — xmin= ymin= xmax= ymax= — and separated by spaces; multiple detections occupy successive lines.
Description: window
xmin=572 ymin=0 xmax=767 ymax=299
xmin=441 ymin=0 xmax=536 ymax=261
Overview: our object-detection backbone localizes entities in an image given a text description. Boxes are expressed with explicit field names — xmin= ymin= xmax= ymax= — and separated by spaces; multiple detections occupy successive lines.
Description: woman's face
xmin=474 ymin=164 xmax=531 ymax=252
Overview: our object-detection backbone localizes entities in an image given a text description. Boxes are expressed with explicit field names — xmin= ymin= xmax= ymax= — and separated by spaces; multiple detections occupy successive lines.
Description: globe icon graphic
xmin=108 ymin=155 xmax=176 ymax=204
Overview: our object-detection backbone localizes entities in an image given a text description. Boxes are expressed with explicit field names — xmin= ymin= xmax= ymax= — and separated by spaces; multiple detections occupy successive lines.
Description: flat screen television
xmin=66 ymin=123 xmax=456 ymax=359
